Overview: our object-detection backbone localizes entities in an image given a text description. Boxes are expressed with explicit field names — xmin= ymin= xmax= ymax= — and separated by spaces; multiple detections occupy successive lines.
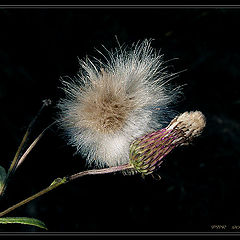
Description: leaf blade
xmin=0 ymin=217 xmax=47 ymax=230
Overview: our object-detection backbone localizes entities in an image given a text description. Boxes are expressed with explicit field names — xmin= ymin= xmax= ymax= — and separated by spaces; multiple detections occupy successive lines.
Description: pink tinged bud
xmin=129 ymin=111 xmax=206 ymax=176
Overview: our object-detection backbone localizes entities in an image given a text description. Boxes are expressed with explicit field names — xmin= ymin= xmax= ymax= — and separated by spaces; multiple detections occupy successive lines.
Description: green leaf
xmin=0 ymin=166 xmax=6 ymax=193
xmin=0 ymin=217 xmax=48 ymax=230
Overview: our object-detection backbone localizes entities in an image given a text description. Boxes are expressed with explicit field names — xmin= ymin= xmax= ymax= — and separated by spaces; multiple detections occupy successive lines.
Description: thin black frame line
xmin=2 ymin=232 xmax=240 ymax=236
xmin=0 ymin=5 xmax=240 ymax=8
xmin=0 ymin=5 xmax=238 ymax=235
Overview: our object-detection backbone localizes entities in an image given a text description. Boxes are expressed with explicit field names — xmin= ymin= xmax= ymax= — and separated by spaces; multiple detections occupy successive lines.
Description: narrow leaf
xmin=0 ymin=217 xmax=47 ymax=230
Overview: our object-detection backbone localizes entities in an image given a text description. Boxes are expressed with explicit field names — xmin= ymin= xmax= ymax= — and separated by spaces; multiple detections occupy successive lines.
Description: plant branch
xmin=0 ymin=177 xmax=67 ymax=218
xmin=0 ymin=100 xmax=52 ymax=197
xmin=68 ymin=163 xmax=133 ymax=181
xmin=16 ymin=121 xmax=56 ymax=169
xmin=0 ymin=163 xmax=134 ymax=218
xmin=9 ymin=99 xmax=51 ymax=175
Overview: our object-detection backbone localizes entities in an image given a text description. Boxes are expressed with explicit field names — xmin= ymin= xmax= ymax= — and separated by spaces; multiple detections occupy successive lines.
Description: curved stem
xmin=16 ymin=121 xmax=56 ymax=170
xmin=0 ymin=163 xmax=134 ymax=218
xmin=68 ymin=163 xmax=133 ymax=181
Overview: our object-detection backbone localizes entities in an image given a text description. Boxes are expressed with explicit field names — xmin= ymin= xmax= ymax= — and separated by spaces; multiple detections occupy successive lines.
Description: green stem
xmin=0 ymin=178 xmax=66 ymax=218
xmin=8 ymin=130 xmax=29 ymax=175
xmin=16 ymin=122 xmax=56 ymax=170
xmin=0 ymin=130 xmax=30 ymax=197
xmin=9 ymin=99 xmax=51 ymax=175
xmin=0 ymin=100 xmax=52 ymax=197
xmin=0 ymin=122 xmax=55 ymax=198
xmin=0 ymin=163 xmax=134 ymax=218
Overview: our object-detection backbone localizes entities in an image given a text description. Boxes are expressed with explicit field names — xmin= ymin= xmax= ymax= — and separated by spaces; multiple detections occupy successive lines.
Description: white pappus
xmin=57 ymin=39 xmax=182 ymax=168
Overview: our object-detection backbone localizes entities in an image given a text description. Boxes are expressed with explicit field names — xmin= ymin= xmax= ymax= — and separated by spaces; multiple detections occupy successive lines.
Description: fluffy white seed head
xmin=57 ymin=39 xmax=182 ymax=168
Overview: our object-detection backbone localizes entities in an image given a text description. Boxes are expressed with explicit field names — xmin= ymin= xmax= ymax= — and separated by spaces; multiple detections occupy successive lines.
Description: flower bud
xmin=129 ymin=111 xmax=206 ymax=176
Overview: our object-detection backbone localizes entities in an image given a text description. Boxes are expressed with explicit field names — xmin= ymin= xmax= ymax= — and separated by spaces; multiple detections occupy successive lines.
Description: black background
xmin=0 ymin=7 xmax=240 ymax=233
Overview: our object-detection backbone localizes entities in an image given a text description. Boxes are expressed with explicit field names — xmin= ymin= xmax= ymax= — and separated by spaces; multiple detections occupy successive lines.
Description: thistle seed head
xmin=77 ymin=68 xmax=136 ymax=134
xmin=57 ymin=39 xmax=182 ymax=168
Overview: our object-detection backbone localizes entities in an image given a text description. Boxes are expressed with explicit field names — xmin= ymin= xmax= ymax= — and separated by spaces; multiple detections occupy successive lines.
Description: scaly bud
xmin=129 ymin=111 xmax=206 ymax=176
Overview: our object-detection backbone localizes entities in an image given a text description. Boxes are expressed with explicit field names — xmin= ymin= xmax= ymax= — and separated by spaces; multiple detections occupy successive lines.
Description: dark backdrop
xmin=0 ymin=7 xmax=240 ymax=232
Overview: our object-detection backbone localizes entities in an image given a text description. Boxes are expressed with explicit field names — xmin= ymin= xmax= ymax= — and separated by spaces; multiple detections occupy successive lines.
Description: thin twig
xmin=9 ymin=99 xmax=51 ymax=175
xmin=16 ymin=121 xmax=56 ymax=169
xmin=0 ymin=163 xmax=134 ymax=218
xmin=0 ymin=177 xmax=67 ymax=218
xmin=68 ymin=163 xmax=133 ymax=181
xmin=0 ymin=100 xmax=52 ymax=197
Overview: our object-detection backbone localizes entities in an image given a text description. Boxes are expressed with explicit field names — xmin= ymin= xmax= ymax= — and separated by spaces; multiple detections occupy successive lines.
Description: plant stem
xmin=0 ymin=100 xmax=52 ymax=197
xmin=9 ymin=99 xmax=51 ymax=175
xmin=0 ymin=163 xmax=134 ymax=218
xmin=68 ymin=163 xmax=133 ymax=181
xmin=0 ymin=178 xmax=66 ymax=218
xmin=16 ymin=121 xmax=56 ymax=169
